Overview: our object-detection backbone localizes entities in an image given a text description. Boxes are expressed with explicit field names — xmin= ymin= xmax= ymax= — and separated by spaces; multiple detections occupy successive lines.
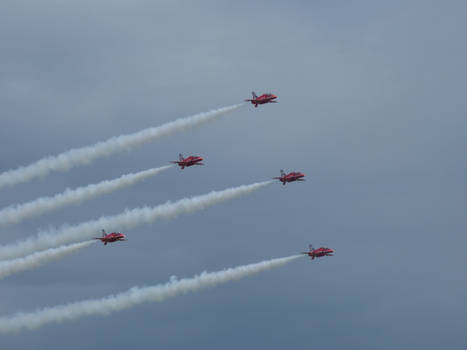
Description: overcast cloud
xmin=0 ymin=1 xmax=466 ymax=349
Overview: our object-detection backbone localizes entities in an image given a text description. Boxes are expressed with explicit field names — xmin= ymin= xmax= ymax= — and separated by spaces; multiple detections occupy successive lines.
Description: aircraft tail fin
xmin=280 ymin=169 xmax=285 ymax=177
xmin=252 ymin=91 xmax=257 ymax=99
xmin=179 ymin=153 xmax=184 ymax=161
xmin=102 ymin=229 xmax=106 ymax=238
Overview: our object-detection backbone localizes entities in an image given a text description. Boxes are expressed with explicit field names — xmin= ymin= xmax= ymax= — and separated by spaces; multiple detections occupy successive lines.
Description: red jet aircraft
xmin=171 ymin=153 xmax=204 ymax=169
xmin=245 ymin=91 xmax=278 ymax=107
xmin=273 ymin=169 xmax=305 ymax=185
xmin=95 ymin=230 xmax=126 ymax=245
xmin=302 ymin=244 xmax=335 ymax=260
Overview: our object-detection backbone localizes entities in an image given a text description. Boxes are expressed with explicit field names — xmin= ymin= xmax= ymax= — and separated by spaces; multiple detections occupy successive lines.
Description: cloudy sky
xmin=0 ymin=0 xmax=466 ymax=348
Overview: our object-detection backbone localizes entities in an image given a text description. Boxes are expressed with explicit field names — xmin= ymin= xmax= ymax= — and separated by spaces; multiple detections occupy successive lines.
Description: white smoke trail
xmin=0 ymin=104 xmax=243 ymax=190
xmin=0 ymin=241 xmax=95 ymax=280
xmin=0 ymin=165 xmax=173 ymax=227
xmin=0 ymin=254 xmax=302 ymax=333
xmin=0 ymin=180 xmax=273 ymax=260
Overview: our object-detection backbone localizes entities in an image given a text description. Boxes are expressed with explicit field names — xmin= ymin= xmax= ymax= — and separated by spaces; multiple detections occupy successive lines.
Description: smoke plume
xmin=0 ymin=165 xmax=173 ymax=226
xmin=0 ymin=181 xmax=273 ymax=260
xmin=0 ymin=104 xmax=242 ymax=189
xmin=0 ymin=241 xmax=95 ymax=280
xmin=0 ymin=254 xmax=302 ymax=333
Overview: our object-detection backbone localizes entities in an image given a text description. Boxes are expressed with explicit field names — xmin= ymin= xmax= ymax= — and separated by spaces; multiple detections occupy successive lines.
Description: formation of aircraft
xmin=95 ymin=230 xmax=126 ymax=245
xmin=100 ymin=92 xmax=333 ymax=263
xmin=171 ymin=153 xmax=204 ymax=169
xmin=302 ymin=244 xmax=334 ymax=260
xmin=273 ymin=169 xmax=305 ymax=185
xmin=245 ymin=91 xmax=277 ymax=107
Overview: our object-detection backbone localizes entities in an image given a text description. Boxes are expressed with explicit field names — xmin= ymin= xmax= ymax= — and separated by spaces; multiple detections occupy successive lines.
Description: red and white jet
xmin=302 ymin=244 xmax=334 ymax=260
xmin=273 ymin=169 xmax=305 ymax=185
xmin=245 ymin=91 xmax=277 ymax=107
xmin=95 ymin=230 xmax=126 ymax=245
xmin=171 ymin=153 xmax=204 ymax=169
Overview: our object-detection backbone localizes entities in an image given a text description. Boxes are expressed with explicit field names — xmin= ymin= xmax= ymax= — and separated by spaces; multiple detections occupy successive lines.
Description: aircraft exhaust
xmin=0 ymin=180 xmax=273 ymax=260
xmin=0 ymin=241 xmax=96 ymax=280
xmin=0 ymin=165 xmax=174 ymax=227
xmin=0 ymin=254 xmax=302 ymax=333
xmin=0 ymin=104 xmax=243 ymax=190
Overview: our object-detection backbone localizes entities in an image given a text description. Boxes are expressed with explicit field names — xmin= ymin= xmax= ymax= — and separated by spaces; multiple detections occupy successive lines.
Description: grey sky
xmin=0 ymin=0 xmax=466 ymax=349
